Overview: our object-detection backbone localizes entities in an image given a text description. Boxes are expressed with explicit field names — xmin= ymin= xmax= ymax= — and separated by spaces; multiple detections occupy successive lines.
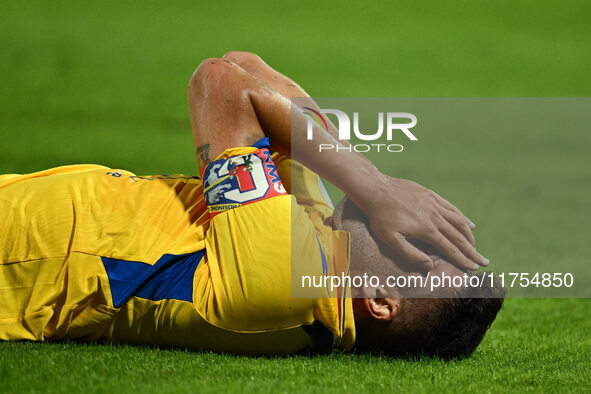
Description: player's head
xmin=331 ymin=197 xmax=505 ymax=359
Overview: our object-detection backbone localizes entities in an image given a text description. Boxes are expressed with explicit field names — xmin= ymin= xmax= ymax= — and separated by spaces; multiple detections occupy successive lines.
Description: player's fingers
xmin=439 ymin=208 xmax=476 ymax=247
xmin=391 ymin=233 xmax=433 ymax=272
xmin=425 ymin=231 xmax=481 ymax=271
xmin=438 ymin=220 xmax=489 ymax=267
xmin=433 ymin=193 xmax=475 ymax=229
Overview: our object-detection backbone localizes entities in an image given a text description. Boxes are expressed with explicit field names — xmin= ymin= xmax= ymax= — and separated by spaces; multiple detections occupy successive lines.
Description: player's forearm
xmin=248 ymin=87 xmax=387 ymax=212
xmin=290 ymin=103 xmax=389 ymax=212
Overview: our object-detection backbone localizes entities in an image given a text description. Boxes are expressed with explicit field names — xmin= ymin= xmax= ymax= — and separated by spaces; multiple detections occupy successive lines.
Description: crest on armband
xmin=200 ymin=148 xmax=287 ymax=218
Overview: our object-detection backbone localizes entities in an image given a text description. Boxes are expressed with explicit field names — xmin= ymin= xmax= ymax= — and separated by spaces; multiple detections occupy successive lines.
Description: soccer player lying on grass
xmin=0 ymin=52 xmax=503 ymax=358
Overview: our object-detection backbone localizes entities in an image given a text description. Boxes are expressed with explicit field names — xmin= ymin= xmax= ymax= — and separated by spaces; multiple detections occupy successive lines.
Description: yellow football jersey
xmin=0 ymin=139 xmax=354 ymax=355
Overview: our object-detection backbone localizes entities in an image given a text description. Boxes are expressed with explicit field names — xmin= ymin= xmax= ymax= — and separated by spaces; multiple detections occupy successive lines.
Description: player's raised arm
xmin=187 ymin=53 xmax=488 ymax=271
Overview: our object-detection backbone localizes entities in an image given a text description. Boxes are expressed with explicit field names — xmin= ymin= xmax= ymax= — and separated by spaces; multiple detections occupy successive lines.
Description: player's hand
xmin=366 ymin=175 xmax=489 ymax=272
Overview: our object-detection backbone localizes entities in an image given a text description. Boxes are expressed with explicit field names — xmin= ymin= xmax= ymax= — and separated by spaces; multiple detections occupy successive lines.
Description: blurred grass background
xmin=2 ymin=0 xmax=590 ymax=174
xmin=1 ymin=0 xmax=590 ymax=392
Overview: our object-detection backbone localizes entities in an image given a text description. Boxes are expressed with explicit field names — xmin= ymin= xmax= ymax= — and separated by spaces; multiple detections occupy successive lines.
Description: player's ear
xmin=364 ymin=297 xmax=401 ymax=321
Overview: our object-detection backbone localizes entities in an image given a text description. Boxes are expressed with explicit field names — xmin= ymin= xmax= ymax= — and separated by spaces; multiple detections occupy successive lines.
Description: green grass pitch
xmin=1 ymin=1 xmax=590 ymax=392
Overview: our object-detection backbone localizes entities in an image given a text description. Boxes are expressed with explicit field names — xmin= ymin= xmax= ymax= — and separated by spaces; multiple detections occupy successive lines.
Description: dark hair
xmin=384 ymin=282 xmax=504 ymax=359
xmin=332 ymin=197 xmax=505 ymax=359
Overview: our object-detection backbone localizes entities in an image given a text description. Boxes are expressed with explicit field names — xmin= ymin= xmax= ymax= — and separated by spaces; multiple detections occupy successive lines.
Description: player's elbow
xmin=223 ymin=51 xmax=264 ymax=70
xmin=188 ymin=58 xmax=221 ymax=90
xmin=188 ymin=57 xmax=241 ymax=98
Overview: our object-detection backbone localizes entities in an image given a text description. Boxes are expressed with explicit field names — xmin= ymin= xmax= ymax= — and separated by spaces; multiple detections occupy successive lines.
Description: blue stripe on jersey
xmin=315 ymin=233 xmax=330 ymax=297
xmin=101 ymin=251 xmax=205 ymax=308
xmin=315 ymin=233 xmax=328 ymax=277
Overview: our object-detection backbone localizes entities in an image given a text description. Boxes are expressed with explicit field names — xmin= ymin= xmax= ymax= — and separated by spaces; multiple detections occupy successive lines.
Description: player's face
xmin=350 ymin=242 xmax=470 ymax=299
